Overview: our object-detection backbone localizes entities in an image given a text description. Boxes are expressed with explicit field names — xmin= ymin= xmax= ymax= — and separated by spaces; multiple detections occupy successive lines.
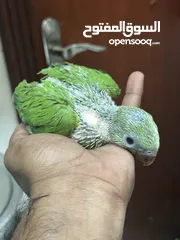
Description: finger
xmin=9 ymin=124 xmax=29 ymax=146
xmin=122 ymin=71 xmax=144 ymax=107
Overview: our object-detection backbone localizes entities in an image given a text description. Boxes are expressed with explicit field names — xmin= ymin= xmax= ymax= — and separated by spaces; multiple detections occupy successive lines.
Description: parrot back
xmin=39 ymin=62 xmax=121 ymax=98
xmin=13 ymin=80 xmax=79 ymax=136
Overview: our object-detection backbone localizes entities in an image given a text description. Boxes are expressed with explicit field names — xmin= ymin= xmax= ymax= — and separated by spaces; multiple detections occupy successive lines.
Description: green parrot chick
xmin=13 ymin=63 xmax=160 ymax=166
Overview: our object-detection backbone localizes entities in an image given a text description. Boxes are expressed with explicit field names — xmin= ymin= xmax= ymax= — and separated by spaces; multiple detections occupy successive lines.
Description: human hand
xmin=4 ymin=71 xmax=144 ymax=240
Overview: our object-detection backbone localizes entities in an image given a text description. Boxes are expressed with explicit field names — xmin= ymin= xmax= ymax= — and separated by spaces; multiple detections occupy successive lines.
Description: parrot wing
xmin=39 ymin=62 xmax=121 ymax=99
xmin=13 ymin=80 xmax=79 ymax=135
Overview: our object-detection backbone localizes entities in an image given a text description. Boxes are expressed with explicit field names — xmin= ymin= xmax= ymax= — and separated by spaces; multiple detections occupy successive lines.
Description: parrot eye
xmin=123 ymin=135 xmax=136 ymax=148
xmin=126 ymin=137 xmax=134 ymax=145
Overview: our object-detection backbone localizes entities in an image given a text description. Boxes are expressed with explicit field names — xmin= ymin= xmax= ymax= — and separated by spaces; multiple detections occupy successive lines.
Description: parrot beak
xmin=135 ymin=153 xmax=156 ymax=167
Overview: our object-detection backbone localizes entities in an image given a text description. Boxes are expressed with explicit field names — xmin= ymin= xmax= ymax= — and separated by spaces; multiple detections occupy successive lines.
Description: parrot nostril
xmin=146 ymin=150 xmax=153 ymax=155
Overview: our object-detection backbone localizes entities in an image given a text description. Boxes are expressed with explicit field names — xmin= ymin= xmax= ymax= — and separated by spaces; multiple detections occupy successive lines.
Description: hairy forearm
xmin=12 ymin=176 xmax=127 ymax=240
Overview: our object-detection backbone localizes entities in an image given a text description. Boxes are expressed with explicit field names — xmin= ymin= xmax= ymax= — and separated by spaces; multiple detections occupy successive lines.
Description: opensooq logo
xmin=83 ymin=21 xmax=161 ymax=47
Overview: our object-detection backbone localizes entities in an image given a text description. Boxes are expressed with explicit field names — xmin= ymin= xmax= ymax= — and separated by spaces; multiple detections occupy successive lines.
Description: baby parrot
xmin=13 ymin=62 xmax=160 ymax=166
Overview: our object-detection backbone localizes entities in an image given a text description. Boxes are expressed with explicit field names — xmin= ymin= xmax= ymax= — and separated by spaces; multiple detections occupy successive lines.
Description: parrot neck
xmin=108 ymin=107 xmax=124 ymax=145
xmin=72 ymin=106 xmax=118 ymax=149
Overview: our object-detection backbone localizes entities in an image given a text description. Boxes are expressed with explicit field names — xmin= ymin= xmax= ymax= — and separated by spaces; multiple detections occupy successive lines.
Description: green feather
xmin=13 ymin=63 xmax=160 ymax=163
xmin=13 ymin=80 xmax=79 ymax=135
xmin=39 ymin=62 xmax=120 ymax=98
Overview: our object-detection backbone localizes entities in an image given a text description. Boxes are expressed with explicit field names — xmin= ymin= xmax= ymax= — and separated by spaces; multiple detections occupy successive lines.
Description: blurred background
xmin=0 ymin=38 xmax=18 ymax=154
xmin=0 ymin=0 xmax=180 ymax=239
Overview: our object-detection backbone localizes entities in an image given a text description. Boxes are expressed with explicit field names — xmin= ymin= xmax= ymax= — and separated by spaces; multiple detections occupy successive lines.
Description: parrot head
xmin=110 ymin=106 xmax=160 ymax=166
